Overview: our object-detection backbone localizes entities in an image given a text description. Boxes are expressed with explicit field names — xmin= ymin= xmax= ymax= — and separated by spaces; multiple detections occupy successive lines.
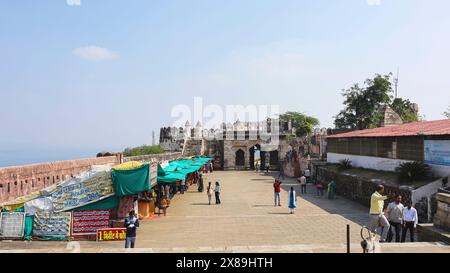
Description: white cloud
xmin=72 ymin=46 xmax=119 ymax=61
xmin=66 ymin=0 xmax=81 ymax=6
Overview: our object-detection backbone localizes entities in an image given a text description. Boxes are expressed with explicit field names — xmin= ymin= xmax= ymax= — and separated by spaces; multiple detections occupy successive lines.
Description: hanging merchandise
xmin=117 ymin=195 xmax=135 ymax=219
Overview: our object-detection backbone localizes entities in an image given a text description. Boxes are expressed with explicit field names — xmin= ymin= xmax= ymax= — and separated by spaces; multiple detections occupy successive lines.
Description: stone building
xmin=159 ymin=119 xmax=327 ymax=172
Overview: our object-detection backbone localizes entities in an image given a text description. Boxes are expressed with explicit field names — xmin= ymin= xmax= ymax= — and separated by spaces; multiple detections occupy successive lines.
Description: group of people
xmin=273 ymin=180 xmax=298 ymax=214
xmin=205 ymin=181 xmax=221 ymax=205
xmin=369 ymin=185 xmax=418 ymax=243
xmin=196 ymin=164 xmax=222 ymax=205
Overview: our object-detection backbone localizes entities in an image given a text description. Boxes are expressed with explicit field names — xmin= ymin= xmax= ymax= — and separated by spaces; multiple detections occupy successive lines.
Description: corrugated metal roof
xmin=326 ymin=119 xmax=450 ymax=139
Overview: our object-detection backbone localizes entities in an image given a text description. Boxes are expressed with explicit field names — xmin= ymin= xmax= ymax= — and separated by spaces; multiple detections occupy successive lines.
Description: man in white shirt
xmin=298 ymin=175 xmax=307 ymax=194
xmin=401 ymin=202 xmax=418 ymax=242
xmin=386 ymin=195 xmax=404 ymax=242
xmin=304 ymin=168 xmax=311 ymax=183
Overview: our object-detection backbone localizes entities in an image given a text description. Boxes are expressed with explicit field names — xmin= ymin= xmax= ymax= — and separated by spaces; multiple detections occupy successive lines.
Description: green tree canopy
xmin=334 ymin=73 xmax=419 ymax=130
xmin=279 ymin=111 xmax=319 ymax=137
xmin=444 ymin=106 xmax=450 ymax=119
xmin=391 ymin=98 xmax=419 ymax=123
xmin=123 ymin=144 xmax=165 ymax=157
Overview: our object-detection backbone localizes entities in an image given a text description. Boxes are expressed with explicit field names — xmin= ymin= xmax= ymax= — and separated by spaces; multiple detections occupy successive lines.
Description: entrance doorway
xmin=235 ymin=149 xmax=245 ymax=167
xmin=249 ymin=144 xmax=261 ymax=170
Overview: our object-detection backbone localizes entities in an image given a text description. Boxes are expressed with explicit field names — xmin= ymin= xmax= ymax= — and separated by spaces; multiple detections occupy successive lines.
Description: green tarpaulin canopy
xmin=111 ymin=163 xmax=151 ymax=196
xmin=156 ymin=158 xmax=209 ymax=183
xmin=192 ymin=157 xmax=213 ymax=164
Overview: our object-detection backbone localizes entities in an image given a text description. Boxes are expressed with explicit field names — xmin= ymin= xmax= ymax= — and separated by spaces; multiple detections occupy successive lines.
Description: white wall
xmin=327 ymin=152 xmax=450 ymax=177
xmin=428 ymin=164 xmax=450 ymax=178
xmin=327 ymin=153 xmax=412 ymax=172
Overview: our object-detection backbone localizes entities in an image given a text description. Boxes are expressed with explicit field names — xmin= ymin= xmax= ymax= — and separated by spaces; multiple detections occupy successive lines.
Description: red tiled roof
xmin=326 ymin=119 xmax=450 ymax=139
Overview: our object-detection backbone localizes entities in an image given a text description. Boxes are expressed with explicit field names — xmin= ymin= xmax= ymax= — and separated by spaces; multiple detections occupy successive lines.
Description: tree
xmin=123 ymin=144 xmax=165 ymax=156
xmin=334 ymin=73 xmax=419 ymax=130
xmin=444 ymin=106 xmax=450 ymax=119
xmin=391 ymin=98 xmax=419 ymax=123
xmin=279 ymin=112 xmax=319 ymax=137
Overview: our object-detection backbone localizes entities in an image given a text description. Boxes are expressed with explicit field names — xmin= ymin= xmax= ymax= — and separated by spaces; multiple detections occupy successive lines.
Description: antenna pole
xmin=394 ymin=67 xmax=399 ymax=98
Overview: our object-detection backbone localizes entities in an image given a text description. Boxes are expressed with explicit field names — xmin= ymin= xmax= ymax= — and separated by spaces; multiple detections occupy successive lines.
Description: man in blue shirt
xmin=124 ymin=210 xmax=139 ymax=248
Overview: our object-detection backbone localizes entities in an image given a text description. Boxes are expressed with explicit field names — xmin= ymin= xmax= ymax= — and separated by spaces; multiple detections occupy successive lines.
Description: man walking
xmin=386 ymin=195 xmax=404 ymax=242
xmin=369 ymin=185 xmax=391 ymax=243
xmin=273 ymin=179 xmax=282 ymax=206
xmin=298 ymin=175 xmax=307 ymax=194
xmin=124 ymin=210 xmax=139 ymax=248
xmin=278 ymin=166 xmax=285 ymax=180
xmin=401 ymin=202 xmax=418 ymax=243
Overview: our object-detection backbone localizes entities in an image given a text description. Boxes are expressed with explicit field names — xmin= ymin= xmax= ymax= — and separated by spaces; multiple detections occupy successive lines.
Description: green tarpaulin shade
xmin=24 ymin=215 xmax=33 ymax=240
xmin=157 ymin=158 xmax=207 ymax=183
xmin=192 ymin=157 xmax=213 ymax=164
xmin=157 ymin=171 xmax=186 ymax=183
xmin=111 ymin=163 xmax=151 ymax=196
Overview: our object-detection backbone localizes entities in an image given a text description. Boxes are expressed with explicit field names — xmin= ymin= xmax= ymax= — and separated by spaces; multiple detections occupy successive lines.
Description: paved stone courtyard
xmin=1 ymin=171 xmax=449 ymax=253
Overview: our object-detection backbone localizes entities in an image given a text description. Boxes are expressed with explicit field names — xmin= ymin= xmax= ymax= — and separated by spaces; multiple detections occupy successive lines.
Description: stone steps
xmin=1 ymin=242 xmax=448 ymax=253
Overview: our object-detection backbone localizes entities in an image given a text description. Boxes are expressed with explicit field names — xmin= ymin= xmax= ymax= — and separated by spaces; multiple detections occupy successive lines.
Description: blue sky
xmin=1 ymin=0 xmax=450 ymax=166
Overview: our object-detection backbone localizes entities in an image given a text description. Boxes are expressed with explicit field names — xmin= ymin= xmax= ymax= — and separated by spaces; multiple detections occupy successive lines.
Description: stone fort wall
xmin=0 ymin=152 xmax=182 ymax=204
xmin=0 ymin=155 xmax=122 ymax=203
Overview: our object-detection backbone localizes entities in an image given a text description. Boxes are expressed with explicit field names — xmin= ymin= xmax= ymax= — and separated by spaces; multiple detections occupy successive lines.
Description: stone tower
xmin=378 ymin=105 xmax=403 ymax=127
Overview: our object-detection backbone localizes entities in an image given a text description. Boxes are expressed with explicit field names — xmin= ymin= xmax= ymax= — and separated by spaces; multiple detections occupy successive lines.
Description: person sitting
xmin=158 ymin=197 xmax=169 ymax=216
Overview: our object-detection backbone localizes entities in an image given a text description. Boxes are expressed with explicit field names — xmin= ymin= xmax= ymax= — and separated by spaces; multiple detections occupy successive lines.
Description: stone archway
xmin=270 ymin=150 xmax=279 ymax=169
xmin=235 ymin=149 xmax=245 ymax=168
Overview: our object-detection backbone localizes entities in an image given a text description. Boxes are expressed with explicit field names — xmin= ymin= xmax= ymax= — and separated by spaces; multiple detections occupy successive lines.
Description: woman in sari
xmin=197 ymin=173 xmax=204 ymax=192
xmin=288 ymin=187 xmax=297 ymax=214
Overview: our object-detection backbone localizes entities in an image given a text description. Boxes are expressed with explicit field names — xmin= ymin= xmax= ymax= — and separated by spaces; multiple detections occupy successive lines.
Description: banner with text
xmin=150 ymin=163 xmax=158 ymax=187
xmin=425 ymin=140 xmax=450 ymax=166
xmin=72 ymin=210 xmax=110 ymax=235
xmin=0 ymin=212 xmax=25 ymax=239
xmin=97 ymin=228 xmax=127 ymax=241
xmin=51 ymin=171 xmax=114 ymax=212
xmin=33 ymin=212 xmax=72 ymax=237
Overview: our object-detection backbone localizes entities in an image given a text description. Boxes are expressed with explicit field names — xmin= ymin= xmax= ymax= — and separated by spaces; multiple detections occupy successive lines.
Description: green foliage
xmin=334 ymin=73 xmax=420 ymax=130
xmin=395 ymin=161 xmax=431 ymax=183
xmin=338 ymin=159 xmax=352 ymax=170
xmin=123 ymin=145 xmax=165 ymax=157
xmin=444 ymin=106 xmax=450 ymax=119
xmin=279 ymin=111 xmax=319 ymax=137
xmin=391 ymin=98 xmax=419 ymax=123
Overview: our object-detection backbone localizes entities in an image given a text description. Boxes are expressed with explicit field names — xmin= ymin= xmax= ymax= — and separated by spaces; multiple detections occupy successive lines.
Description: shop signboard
xmin=51 ymin=171 xmax=114 ymax=212
xmin=150 ymin=163 xmax=158 ymax=187
xmin=425 ymin=140 xmax=450 ymax=166
xmin=72 ymin=210 xmax=110 ymax=235
xmin=0 ymin=212 xmax=25 ymax=239
xmin=97 ymin=228 xmax=127 ymax=241
xmin=33 ymin=212 xmax=72 ymax=237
